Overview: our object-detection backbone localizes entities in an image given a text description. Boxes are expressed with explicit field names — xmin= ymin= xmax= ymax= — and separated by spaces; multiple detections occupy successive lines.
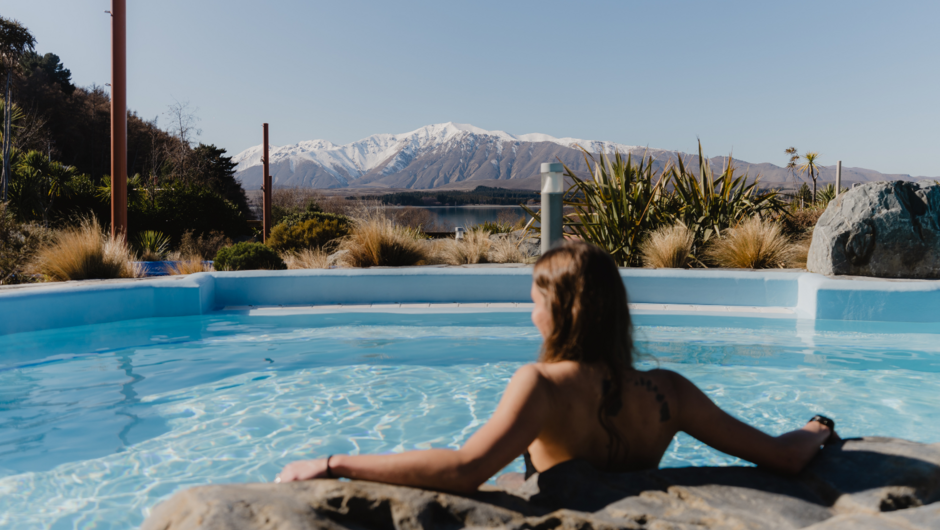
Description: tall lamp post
xmin=262 ymin=123 xmax=271 ymax=242
xmin=110 ymin=0 xmax=127 ymax=240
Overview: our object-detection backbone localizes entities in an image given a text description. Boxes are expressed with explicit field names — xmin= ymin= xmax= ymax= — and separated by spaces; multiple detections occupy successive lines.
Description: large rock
xmin=808 ymin=181 xmax=940 ymax=278
xmin=142 ymin=437 xmax=940 ymax=530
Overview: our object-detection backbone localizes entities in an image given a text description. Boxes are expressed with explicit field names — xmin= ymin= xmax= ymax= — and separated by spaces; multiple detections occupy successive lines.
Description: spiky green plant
xmin=523 ymin=148 xmax=673 ymax=266
xmin=671 ymin=141 xmax=785 ymax=248
xmin=815 ymin=183 xmax=844 ymax=207
xmin=133 ymin=230 xmax=171 ymax=261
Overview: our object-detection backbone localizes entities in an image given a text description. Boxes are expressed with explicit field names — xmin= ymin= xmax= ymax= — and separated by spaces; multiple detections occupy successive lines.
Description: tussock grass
xmin=434 ymin=230 xmax=492 ymax=265
xmin=705 ymin=217 xmax=794 ymax=269
xmin=165 ymin=256 xmax=213 ymax=275
xmin=282 ymin=248 xmax=330 ymax=269
xmin=487 ymin=234 xmax=527 ymax=264
xmin=640 ymin=224 xmax=694 ymax=268
xmin=32 ymin=217 xmax=140 ymax=281
xmin=338 ymin=214 xmax=428 ymax=267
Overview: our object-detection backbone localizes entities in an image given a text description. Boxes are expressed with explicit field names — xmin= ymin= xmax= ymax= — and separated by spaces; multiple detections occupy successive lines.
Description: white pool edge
xmin=1 ymin=268 xmax=939 ymax=335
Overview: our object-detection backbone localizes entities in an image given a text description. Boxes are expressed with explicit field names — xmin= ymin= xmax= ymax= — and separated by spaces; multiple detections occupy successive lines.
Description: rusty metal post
xmin=262 ymin=123 xmax=271 ymax=241
xmin=110 ymin=0 xmax=127 ymax=240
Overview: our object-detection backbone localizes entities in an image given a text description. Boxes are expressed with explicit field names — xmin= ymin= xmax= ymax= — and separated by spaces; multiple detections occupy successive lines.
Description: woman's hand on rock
xmin=803 ymin=420 xmax=841 ymax=446
xmin=276 ymin=459 xmax=329 ymax=483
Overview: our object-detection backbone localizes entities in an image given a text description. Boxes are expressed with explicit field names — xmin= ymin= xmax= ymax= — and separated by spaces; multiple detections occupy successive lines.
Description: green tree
xmin=189 ymin=143 xmax=251 ymax=217
xmin=19 ymin=51 xmax=73 ymax=94
xmin=799 ymin=151 xmax=822 ymax=204
xmin=9 ymin=149 xmax=77 ymax=226
xmin=0 ymin=16 xmax=36 ymax=201
xmin=785 ymin=147 xmax=799 ymax=183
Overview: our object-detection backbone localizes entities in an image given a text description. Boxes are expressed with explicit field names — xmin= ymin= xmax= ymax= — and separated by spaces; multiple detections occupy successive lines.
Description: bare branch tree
xmin=164 ymin=99 xmax=200 ymax=182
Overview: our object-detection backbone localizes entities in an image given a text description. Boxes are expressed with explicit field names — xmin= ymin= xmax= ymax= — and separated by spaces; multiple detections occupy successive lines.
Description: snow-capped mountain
xmin=232 ymin=123 xmax=918 ymax=190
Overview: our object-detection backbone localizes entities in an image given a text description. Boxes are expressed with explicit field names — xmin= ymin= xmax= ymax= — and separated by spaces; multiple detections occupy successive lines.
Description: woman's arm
xmin=277 ymin=364 xmax=552 ymax=493
xmin=670 ymin=371 xmax=836 ymax=475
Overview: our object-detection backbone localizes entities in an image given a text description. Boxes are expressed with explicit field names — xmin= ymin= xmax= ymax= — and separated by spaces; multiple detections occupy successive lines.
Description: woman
xmin=278 ymin=241 xmax=839 ymax=492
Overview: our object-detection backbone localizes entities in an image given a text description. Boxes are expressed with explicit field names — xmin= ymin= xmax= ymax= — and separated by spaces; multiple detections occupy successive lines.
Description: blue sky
xmin=4 ymin=0 xmax=939 ymax=176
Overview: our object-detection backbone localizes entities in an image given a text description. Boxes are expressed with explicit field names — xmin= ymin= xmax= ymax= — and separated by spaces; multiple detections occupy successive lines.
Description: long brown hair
xmin=533 ymin=240 xmax=635 ymax=464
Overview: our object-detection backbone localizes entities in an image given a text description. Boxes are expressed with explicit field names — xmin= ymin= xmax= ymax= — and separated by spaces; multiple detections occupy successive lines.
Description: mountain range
xmin=232 ymin=123 xmax=929 ymax=191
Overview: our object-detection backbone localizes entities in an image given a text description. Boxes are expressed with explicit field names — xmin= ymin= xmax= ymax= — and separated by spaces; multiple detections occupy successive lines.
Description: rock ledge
xmin=142 ymin=437 xmax=940 ymax=530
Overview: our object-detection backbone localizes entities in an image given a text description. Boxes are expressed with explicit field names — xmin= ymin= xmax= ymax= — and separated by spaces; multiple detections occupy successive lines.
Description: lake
xmin=384 ymin=206 xmax=535 ymax=230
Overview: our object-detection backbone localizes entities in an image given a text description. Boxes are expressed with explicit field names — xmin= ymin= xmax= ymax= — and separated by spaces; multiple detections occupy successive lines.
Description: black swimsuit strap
xmin=523 ymin=450 xmax=538 ymax=479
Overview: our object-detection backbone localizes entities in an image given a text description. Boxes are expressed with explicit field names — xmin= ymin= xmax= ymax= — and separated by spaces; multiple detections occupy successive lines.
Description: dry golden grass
xmin=282 ymin=248 xmax=330 ymax=269
xmin=788 ymin=233 xmax=813 ymax=269
xmin=165 ymin=256 xmax=214 ymax=275
xmin=640 ymin=224 xmax=694 ymax=268
xmin=31 ymin=217 xmax=140 ymax=281
xmin=487 ymin=235 xmax=527 ymax=264
xmin=705 ymin=217 xmax=794 ymax=269
xmin=338 ymin=214 xmax=428 ymax=267
xmin=433 ymin=230 xmax=492 ymax=265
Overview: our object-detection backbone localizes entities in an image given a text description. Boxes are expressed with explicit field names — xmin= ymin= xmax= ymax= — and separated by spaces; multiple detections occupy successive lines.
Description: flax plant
xmin=524 ymin=148 xmax=673 ymax=267
xmin=671 ymin=141 xmax=785 ymax=248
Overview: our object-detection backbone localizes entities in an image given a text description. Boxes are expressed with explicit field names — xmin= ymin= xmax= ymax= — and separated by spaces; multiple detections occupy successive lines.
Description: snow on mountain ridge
xmin=232 ymin=122 xmax=646 ymax=179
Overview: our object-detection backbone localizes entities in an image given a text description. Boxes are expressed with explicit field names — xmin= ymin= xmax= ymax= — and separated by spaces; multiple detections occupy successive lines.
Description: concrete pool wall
xmin=1 ymin=268 xmax=939 ymax=335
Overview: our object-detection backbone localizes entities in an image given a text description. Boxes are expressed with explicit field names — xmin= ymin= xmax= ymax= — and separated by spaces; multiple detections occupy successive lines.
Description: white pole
xmin=836 ymin=160 xmax=842 ymax=195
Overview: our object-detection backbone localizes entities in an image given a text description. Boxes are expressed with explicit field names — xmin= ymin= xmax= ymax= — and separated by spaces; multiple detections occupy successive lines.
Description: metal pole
xmin=262 ymin=123 xmax=271 ymax=242
xmin=540 ymin=162 xmax=564 ymax=254
xmin=835 ymin=160 xmax=842 ymax=195
xmin=110 ymin=0 xmax=127 ymax=241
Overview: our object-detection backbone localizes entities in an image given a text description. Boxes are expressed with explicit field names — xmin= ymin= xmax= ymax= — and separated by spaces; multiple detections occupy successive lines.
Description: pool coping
xmin=1 ymin=267 xmax=939 ymax=335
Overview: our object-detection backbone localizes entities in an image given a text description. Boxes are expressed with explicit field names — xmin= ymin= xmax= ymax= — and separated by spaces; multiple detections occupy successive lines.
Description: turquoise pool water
xmin=2 ymin=311 xmax=939 ymax=529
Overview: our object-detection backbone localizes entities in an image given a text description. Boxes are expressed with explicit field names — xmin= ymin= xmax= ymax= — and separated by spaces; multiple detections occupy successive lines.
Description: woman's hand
xmin=802 ymin=419 xmax=842 ymax=446
xmin=276 ymin=458 xmax=330 ymax=483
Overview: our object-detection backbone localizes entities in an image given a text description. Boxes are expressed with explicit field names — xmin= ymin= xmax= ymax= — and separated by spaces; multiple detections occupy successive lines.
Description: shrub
xmin=704 ymin=217 xmax=794 ymax=269
xmin=214 ymin=242 xmax=286 ymax=271
xmin=132 ymin=182 xmax=250 ymax=244
xmin=778 ymin=207 xmax=824 ymax=238
xmin=267 ymin=217 xmax=349 ymax=253
xmin=31 ymin=217 xmax=139 ymax=281
xmin=475 ymin=221 xmax=514 ymax=234
xmin=0 ymin=202 xmax=51 ymax=284
xmin=282 ymin=248 xmax=330 ymax=269
xmin=178 ymin=230 xmax=232 ymax=261
xmin=276 ymin=208 xmax=350 ymax=230
xmin=339 ymin=216 xmax=428 ymax=267
xmin=640 ymin=224 xmax=694 ymax=268
xmin=434 ymin=230 xmax=492 ymax=265
xmin=133 ymin=230 xmax=171 ymax=261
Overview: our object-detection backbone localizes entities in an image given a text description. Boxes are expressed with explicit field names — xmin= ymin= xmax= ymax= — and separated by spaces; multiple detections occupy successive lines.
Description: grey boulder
xmin=141 ymin=436 xmax=940 ymax=530
xmin=807 ymin=181 xmax=940 ymax=278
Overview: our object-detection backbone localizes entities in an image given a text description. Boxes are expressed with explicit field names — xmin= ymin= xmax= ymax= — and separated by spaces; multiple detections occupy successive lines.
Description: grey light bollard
xmin=540 ymin=162 xmax=564 ymax=254
xmin=836 ymin=160 xmax=842 ymax=195
xmin=455 ymin=227 xmax=465 ymax=240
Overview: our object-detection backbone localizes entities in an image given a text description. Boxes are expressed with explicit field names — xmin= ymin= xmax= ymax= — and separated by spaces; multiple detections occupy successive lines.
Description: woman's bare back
xmin=528 ymin=362 xmax=680 ymax=473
